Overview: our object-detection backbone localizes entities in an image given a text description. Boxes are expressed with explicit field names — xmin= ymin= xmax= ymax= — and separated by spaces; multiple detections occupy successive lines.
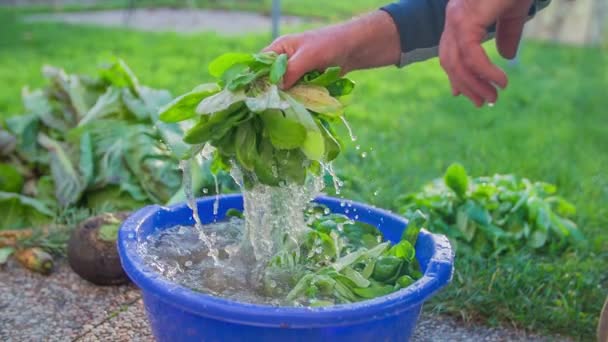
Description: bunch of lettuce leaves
xmin=159 ymin=52 xmax=355 ymax=188
xmin=0 ymin=59 xmax=235 ymax=258
xmin=396 ymin=163 xmax=585 ymax=256
xmin=243 ymin=203 xmax=424 ymax=306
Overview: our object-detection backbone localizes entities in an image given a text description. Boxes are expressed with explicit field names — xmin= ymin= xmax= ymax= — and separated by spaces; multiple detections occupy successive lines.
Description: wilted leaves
xmin=1 ymin=58 xmax=197 ymax=228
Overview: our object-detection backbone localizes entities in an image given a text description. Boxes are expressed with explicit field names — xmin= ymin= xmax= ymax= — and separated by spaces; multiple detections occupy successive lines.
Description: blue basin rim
xmin=118 ymin=194 xmax=454 ymax=329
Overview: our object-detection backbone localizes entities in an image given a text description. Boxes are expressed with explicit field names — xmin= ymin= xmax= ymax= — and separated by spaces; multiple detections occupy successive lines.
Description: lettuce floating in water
xmin=159 ymin=52 xmax=356 ymax=188
xmin=260 ymin=203 xmax=423 ymax=306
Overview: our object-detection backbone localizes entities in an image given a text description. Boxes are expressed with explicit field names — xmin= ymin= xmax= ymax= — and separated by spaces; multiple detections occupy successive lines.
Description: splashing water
xmin=212 ymin=173 xmax=220 ymax=216
xmin=179 ymin=160 xmax=202 ymax=228
xmin=179 ymin=160 xmax=218 ymax=263
xmin=139 ymin=168 xmax=325 ymax=305
xmin=340 ymin=116 xmax=357 ymax=142
xmin=139 ymin=217 xmax=310 ymax=306
xmin=241 ymin=176 xmax=323 ymax=262
xmin=197 ymin=144 xmax=221 ymax=217
xmin=323 ymin=162 xmax=342 ymax=195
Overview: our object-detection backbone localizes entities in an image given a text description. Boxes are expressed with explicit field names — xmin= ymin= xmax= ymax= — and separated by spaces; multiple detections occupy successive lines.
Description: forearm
xmin=336 ymin=11 xmax=402 ymax=72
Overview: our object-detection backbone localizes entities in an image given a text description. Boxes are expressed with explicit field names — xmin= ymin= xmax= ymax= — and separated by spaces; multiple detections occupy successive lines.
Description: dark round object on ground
xmin=67 ymin=212 xmax=131 ymax=286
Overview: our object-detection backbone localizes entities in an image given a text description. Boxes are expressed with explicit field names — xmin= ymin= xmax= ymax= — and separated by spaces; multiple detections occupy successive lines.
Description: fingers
xmin=440 ymin=29 xmax=499 ymax=107
xmin=440 ymin=0 xmax=512 ymax=108
xmin=496 ymin=0 xmax=532 ymax=59
xmin=282 ymin=50 xmax=310 ymax=89
xmin=262 ymin=35 xmax=294 ymax=55
xmin=458 ymin=38 xmax=508 ymax=89
xmin=261 ymin=34 xmax=322 ymax=89
xmin=261 ymin=35 xmax=304 ymax=89
xmin=496 ymin=16 xmax=527 ymax=59
xmin=439 ymin=31 xmax=461 ymax=97
xmin=454 ymin=61 xmax=497 ymax=106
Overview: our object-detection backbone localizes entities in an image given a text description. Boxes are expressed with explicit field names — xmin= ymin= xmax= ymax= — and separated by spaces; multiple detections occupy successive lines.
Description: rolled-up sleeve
xmin=380 ymin=0 xmax=552 ymax=67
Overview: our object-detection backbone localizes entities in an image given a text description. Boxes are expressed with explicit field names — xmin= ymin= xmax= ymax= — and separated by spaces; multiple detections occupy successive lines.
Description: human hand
xmin=439 ymin=0 xmax=533 ymax=107
xmin=263 ymin=26 xmax=352 ymax=89
xmin=264 ymin=11 xmax=401 ymax=89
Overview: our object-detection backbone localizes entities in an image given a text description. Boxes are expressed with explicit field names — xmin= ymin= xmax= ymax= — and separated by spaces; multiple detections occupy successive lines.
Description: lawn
xmin=1 ymin=7 xmax=607 ymax=341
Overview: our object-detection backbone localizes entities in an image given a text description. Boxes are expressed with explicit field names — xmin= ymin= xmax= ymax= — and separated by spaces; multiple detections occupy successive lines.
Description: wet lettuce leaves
xmin=160 ymin=51 xmax=356 ymax=188
xmin=263 ymin=205 xmax=422 ymax=305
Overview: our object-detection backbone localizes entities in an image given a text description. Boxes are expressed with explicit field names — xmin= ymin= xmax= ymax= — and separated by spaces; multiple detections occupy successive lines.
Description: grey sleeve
xmin=380 ymin=0 xmax=552 ymax=67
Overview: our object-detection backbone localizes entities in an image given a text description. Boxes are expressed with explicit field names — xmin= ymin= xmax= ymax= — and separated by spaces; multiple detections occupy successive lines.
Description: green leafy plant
xmin=254 ymin=203 xmax=424 ymax=305
xmin=159 ymin=52 xmax=355 ymax=188
xmin=396 ymin=163 xmax=584 ymax=256
xmin=0 ymin=58 xmax=241 ymax=262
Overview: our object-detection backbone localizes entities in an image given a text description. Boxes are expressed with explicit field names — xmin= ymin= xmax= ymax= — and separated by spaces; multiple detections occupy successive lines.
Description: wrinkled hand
xmin=439 ymin=0 xmax=533 ymax=107
xmin=263 ymin=27 xmax=351 ymax=89
xmin=264 ymin=11 xmax=401 ymax=89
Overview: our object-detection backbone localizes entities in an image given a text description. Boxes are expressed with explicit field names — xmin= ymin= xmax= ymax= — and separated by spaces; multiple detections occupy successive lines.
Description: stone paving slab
xmin=1 ymin=259 xmax=573 ymax=342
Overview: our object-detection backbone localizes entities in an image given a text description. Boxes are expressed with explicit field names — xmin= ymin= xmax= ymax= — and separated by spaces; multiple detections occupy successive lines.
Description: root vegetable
xmin=67 ymin=212 xmax=131 ymax=285
xmin=15 ymin=247 xmax=54 ymax=275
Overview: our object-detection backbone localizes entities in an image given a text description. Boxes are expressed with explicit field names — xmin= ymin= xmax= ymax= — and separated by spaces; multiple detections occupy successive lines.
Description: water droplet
xmin=202 ymin=188 xmax=209 ymax=194
xmin=361 ymin=152 xmax=367 ymax=158
xmin=345 ymin=209 xmax=350 ymax=214
xmin=373 ymin=190 xmax=379 ymax=196
xmin=340 ymin=202 xmax=346 ymax=207
xmin=127 ymin=233 xmax=135 ymax=239
xmin=354 ymin=215 xmax=359 ymax=220
xmin=324 ymin=208 xmax=330 ymax=214
xmin=184 ymin=260 xmax=193 ymax=267
xmin=488 ymin=102 xmax=495 ymax=108
xmin=269 ymin=280 xmax=277 ymax=288
xmin=356 ymin=145 xmax=361 ymax=150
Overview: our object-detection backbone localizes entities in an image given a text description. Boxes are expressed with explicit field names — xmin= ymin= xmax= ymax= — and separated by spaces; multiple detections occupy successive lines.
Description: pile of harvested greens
xmin=396 ymin=163 xmax=584 ymax=256
xmin=0 ymin=59 xmax=234 ymax=272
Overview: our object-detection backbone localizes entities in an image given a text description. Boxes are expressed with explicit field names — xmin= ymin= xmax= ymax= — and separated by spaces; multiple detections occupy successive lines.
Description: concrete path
xmin=23 ymin=8 xmax=312 ymax=36
xmin=0 ymin=260 xmax=572 ymax=342
xmin=18 ymin=3 xmax=605 ymax=44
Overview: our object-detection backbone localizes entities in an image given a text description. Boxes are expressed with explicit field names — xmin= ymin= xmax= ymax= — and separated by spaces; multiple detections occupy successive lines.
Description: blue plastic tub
xmin=118 ymin=194 xmax=454 ymax=342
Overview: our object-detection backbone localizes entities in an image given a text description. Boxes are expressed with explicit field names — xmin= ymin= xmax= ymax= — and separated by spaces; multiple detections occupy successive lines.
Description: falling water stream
xmin=140 ymin=144 xmax=333 ymax=305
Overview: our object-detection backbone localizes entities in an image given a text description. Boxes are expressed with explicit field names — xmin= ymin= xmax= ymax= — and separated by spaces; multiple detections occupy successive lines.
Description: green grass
xmin=0 ymin=10 xmax=606 ymax=340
